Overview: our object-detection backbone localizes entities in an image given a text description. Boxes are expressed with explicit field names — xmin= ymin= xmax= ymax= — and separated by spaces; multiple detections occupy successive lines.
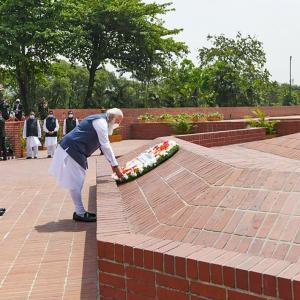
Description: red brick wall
xmin=98 ymin=241 xmax=295 ymax=300
xmin=52 ymin=107 xmax=300 ymax=139
xmin=176 ymin=128 xmax=266 ymax=148
xmin=5 ymin=121 xmax=23 ymax=158
xmin=52 ymin=106 xmax=300 ymax=121
xmin=130 ymin=121 xmax=247 ymax=140
xmin=276 ymin=120 xmax=300 ymax=136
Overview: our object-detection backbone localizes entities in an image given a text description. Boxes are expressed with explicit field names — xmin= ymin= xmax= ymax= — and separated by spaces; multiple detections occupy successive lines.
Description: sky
xmin=147 ymin=0 xmax=300 ymax=84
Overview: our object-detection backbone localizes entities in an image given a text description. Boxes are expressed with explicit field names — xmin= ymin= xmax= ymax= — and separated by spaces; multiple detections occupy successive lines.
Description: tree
xmin=198 ymin=33 xmax=271 ymax=107
xmin=62 ymin=0 xmax=187 ymax=107
xmin=0 ymin=0 xmax=64 ymax=113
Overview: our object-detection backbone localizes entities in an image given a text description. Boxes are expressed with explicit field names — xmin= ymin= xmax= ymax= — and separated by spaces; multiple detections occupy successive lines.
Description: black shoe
xmin=0 ymin=208 xmax=6 ymax=216
xmin=3 ymin=157 xmax=7 ymax=161
xmin=34 ymin=157 xmax=38 ymax=159
xmin=73 ymin=212 xmax=97 ymax=222
xmin=86 ymin=211 xmax=96 ymax=217
xmin=26 ymin=157 xmax=32 ymax=159
xmin=47 ymin=155 xmax=51 ymax=158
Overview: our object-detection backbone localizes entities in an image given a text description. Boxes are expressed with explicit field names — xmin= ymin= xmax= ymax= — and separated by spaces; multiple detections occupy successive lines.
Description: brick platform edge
xmin=275 ymin=120 xmax=300 ymax=136
xmin=176 ymin=128 xmax=266 ymax=148
xmin=130 ymin=121 xmax=247 ymax=140
xmin=96 ymin=139 xmax=300 ymax=300
xmin=5 ymin=121 xmax=23 ymax=158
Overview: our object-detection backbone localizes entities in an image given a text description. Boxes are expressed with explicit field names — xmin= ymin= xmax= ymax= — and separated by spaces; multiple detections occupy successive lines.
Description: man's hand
xmin=112 ymin=166 xmax=125 ymax=180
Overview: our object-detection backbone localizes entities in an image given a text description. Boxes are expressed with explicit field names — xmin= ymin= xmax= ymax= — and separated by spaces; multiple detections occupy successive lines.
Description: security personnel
xmin=63 ymin=111 xmax=79 ymax=136
xmin=43 ymin=111 xmax=59 ymax=158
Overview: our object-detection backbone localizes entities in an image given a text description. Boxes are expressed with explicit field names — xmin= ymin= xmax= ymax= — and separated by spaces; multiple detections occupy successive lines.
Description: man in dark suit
xmin=0 ymin=111 xmax=7 ymax=161
xmin=0 ymin=85 xmax=8 ymax=161
xmin=13 ymin=99 xmax=23 ymax=121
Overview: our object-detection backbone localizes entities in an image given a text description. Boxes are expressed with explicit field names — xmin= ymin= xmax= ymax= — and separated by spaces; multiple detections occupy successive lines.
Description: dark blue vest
xmin=45 ymin=117 xmax=57 ymax=137
xmin=60 ymin=114 xmax=107 ymax=170
xmin=26 ymin=119 xmax=38 ymax=137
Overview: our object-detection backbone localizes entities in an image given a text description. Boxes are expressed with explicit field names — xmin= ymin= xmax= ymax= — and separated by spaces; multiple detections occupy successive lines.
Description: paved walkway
xmin=0 ymin=140 xmax=148 ymax=300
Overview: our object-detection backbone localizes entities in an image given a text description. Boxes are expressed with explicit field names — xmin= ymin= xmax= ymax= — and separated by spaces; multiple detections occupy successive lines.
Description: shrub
xmin=207 ymin=112 xmax=224 ymax=121
xmin=171 ymin=119 xmax=193 ymax=135
xmin=245 ymin=108 xmax=279 ymax=135
xmin=158 ymin=113 xmax=174 ymax=122
xmin=138 ymin=113 xmax=156 ymax=122
xmin=192 ymin=113 xmax=207 ymax=121
xmin=175 ymin=113 xmax=190 ymax=121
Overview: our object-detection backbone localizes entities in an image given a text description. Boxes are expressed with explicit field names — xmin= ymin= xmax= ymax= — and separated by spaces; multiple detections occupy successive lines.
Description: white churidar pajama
xmin=23 ymin=119 xmax=42 ymax=158
xmin=43 ymin=118 xmax=59 ymax=157
xmin=49 ymin=118 xmax=118 ymax=215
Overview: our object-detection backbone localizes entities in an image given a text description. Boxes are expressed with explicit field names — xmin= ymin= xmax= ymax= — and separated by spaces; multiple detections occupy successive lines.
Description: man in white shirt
xmin=43 ymin=111 xmax=59 ymax=158
xmin=49 ymin=108 xmax=124 ymax=222
xmin=23 ymin=112 xmax=41 ymax=159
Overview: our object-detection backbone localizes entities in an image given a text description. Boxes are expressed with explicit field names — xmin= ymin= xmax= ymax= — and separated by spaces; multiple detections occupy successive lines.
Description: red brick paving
xmin=0 ymin=140 xmax=148 ymax=300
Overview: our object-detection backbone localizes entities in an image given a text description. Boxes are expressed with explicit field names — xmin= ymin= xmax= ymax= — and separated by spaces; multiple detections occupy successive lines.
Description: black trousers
xmin=0 ymin=136 xmax=7 ymax=159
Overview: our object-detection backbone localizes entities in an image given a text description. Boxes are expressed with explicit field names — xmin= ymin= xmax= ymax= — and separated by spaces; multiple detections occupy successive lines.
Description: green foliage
xmin=245 ymin=108 xmax=279 ymax=135
xmin=2 ymin=3 xmax=300 ymax=110
xmin=192 ymin=113 xmax=207 ymax=121
xmin=138 ymin=113 xmax=155 ymax=122
xmin=62 ymin=0 xmax=187 ymax=106
xmin=198 ymin=33 xmax=271 ymax=107
xmin=207 ymin=112 xmax=224 ymax=121
xmin=175 ymin=113 xmax=190 ymax=121
xmin=0 ymin=0 xmax=65 ymax=113
xmin=171 ymin=119 xmax=193 ymax=135
xmin=158 ymin=113 xmax=174 ymax=121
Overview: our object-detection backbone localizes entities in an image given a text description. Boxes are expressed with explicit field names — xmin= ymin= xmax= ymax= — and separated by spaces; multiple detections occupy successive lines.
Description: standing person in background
xmin=13 ymin=99 xmax=23 ymax=121
xmin=0 ymin=85 xmax=8 ymax=161
xmin=43 ymin=111 xmax=59 ymax=158
xmin=0 ymin=111 xmax=7 ymax=161
xmin=23 ymin=112 xmax=41 ymax=159
xmin=38 ymin=97 xmax=49 ymax=120
xmin=63 ymin=111 xmax=79 ymax=136
xmin=0 ymin=85 xmax=9 ymax=121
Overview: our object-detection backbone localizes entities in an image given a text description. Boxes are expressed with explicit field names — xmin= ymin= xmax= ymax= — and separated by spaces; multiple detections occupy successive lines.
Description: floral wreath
xmin=113 ymin=140 xmax=179 ymax=184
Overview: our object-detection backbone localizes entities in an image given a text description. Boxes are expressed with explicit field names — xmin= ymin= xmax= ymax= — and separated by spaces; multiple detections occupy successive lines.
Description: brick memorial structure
xmin=97 ymin=135 xmax=300 ymax=300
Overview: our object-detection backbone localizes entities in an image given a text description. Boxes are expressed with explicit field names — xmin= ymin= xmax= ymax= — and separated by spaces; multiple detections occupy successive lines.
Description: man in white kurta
xmin=49 ymin=108 xmax=124 ymax=222
xmin=43 ymin=111 xmax=59 ymax=158
xmin=23 ymin=112 xmax=41 ymax=159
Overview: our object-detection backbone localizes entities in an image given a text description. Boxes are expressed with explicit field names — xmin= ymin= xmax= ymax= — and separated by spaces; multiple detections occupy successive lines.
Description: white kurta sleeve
xmin=37 ymin=120 xmax=41 ymax=138
xmin=92 ymin=119 xmax=118 ymax=167
xmin=76 ymin=119 xmax=79 ymax=126
xmin=23 ymin=120 xmax=27 ymax=139
xmin=54 ymin=119 xmax=59 ymax=132
xmin=63 ymin=119 xmax=66 ymax=136
xmin=43 ymin=119 xmax=49 ymax=133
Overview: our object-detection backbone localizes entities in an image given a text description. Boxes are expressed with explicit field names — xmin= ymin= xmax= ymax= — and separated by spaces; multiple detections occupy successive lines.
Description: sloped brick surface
xmin=97 ymin=135 xmax=300 ymax=299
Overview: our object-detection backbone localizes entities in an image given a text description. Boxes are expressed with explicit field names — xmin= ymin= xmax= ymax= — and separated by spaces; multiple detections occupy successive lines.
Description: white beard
xmin=107 ymin=120 xmax=119 ymax=136
xmin=108 ymin=122 xmax=114 ymax=136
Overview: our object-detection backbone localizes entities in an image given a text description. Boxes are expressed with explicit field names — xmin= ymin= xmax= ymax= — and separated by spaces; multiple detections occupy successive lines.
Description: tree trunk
xmin=16 ymin=62 xmax=30 ymax=115
xmin=84 ymin=62 xmax=98 ymax=108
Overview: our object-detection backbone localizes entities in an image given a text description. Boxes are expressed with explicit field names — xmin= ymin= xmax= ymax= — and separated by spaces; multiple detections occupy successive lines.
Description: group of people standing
xmin=23 ymin=110 xmax=79 ymax=159
xmin=0 ymin=84 xmax=53 ymax=160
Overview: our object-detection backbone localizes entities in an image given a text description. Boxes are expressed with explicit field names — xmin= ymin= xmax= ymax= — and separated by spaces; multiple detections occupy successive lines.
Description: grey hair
xmin=106 ymin=108 xmax=123 ymax=118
